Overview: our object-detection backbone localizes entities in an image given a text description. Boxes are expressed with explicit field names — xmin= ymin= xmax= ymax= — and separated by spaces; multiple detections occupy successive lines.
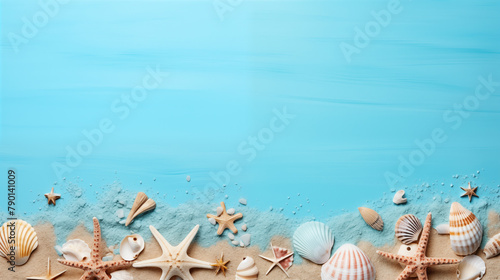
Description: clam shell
xmin=0 ymin=220 xmax=38 ymax=265
xmin=321 ymin=244 xmax=376 ymax=280
xmin=393 ymin=190 xmax=407 ymax=205
xmin=358 ymin=207 xmax=384 ymax=231
xmin=293 ymin=221 xmax=335 ymax=264
xmin=235 ymin=256 xmax=259 ymax=280
xmin=119 ymin=234 xmax=145 ymax=261
xmin=449 ymin=202 xmax=483 ymax=256
xmin=395 ymin=214 xmax=422 ymax=244
xmin=61 ymin=239 xmax=91 ymax=262
xmin=125 ymin=192 xmax=149 ymax=226
xmin=435 ymin=224 xmax=450 ymax=235
xmin=484 ymin=232 xmax=500 ymax=259
xmin=110 ymin=270 xmax=134 ymax=280
xmin=457 ymin=255 xmax=486 ymax=280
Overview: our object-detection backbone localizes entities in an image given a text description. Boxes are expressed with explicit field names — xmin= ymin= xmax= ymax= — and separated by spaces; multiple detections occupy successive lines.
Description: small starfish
xmin=58 ymin=217 xmax=132 ymax=280
xmin=133 ymin=224 xmax=214 ymax=280
xmin=259 ymin=243 xmax=294 ymax=277
xmin=461 ymin=182 xmax=479 ymax=202
xmin=45 ymin=187 xmax=61 ymax=205
xmin=27 ymin=258 xmax=66 ymax=280
xmin=211 ymin=252 xmax=230 ymax=276
xmin=377 ymin=213 xmax=460 ymax=280
xmin=206 ymin=202 xmax=243 ymax=235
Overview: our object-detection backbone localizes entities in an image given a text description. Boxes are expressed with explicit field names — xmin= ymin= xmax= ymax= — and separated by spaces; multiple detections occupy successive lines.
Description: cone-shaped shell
xmin=484 ymin=232 xmax=500 ymax=259
xmin=235 ymin=256 xmax=259 ymax=280
xmin=457 ymin=255 xmax=486 ymax=280
xmin=61 ymin=239 xmax=91 ymax=262
xmin=119 ymin=234 xmax=145 ymax=261
xmin=449 ymin=202 xmax=483 ymax=256
xmin=395 ymin=214 xmax=422 ymax=244
xmin=0 ymin=220 xmax=38 ymax=265
xmin=358 ymin=207 xmax=384 ymax=231
xmin=321 ymin=244 xmax=376 ymax=280
xmin=125 ymin=192 xmax=148 ymax=226
xmin=126 ymin=197 xmax=156 ymax=226
xmin=293 ymin=221 xmax=335 ymax=264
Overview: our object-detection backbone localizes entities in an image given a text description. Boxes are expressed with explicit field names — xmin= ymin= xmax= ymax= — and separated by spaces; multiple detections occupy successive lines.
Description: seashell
xmin=119 ymin=234 xmax=145 ymax=261
xmin=321 ymin=244 xmax=375 ymax=280
xmin=484 ymin=232 xmax=500 ymax=259
xmin=457 ymin=255 xmax=486 ymax=280
xmin=449 ymin=202 xmax=483 ymax=256
xmin=358 ymin=207 xmax=384 ymax=231
xmin=0 ymin=220 xmax=38 ymax=265
xmin=435 ymin=224 xmax=450 ymax=235
xmin=393 ymin=190 xmax=407 ymax=205
xmin=240 ymin=234 xmax=251 ymax=247
xmin=395 ymin=214 xmax=422 ymax=244
xmin=272 ymin=246 xmax=294 ymax=271
xmin=61 ymin=239 xmax=91 ymax=262
xmin=125 ymin=192 xmax=148 ymax=226
xmin=126 ymin=197 xmax=156 ymax=227
xmin=397 ymin=244 xmax=418 ymax=278
xmin=293 ymin=221 xmax=334 ymax=264
xmin=235 ymin=256 xmax=259 ymax=280
xmin=110 ymin=270 xmax=134 ymax=280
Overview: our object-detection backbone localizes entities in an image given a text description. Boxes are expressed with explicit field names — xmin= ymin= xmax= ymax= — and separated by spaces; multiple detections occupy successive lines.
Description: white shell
xmin=61 ymin=239 xmax=91 ymax=262
xmin=435 ymin=224 xmax=450 ymax=235
xmin=457 ymin=255 xmax=486 ymax=280
xmin=110 ymin=270 xmax=134 ymax=280
xmin=449 ymin=202 xmax=483 ymax=256
xmin=358 ymin=207 xmax=384 ymax=231
xmin=397 ymin=244 xmax=418 ymax=278
xmin=321 ymin=244 xmax=376 ymax=280
xmin=119 ymin=234 xmax=145 ymax=261
xmin=395 ymin=214 xmax=422 ymax=244
xmin=484 ymin=232 xmax=500 ymax=259
xmin=293 ymin=221 xmax=334 ymax=264
xmin=235 ymin=256 xmax=259 ymax=280
xmin=0 ymin=220 xmax=38 ymax=265
xmin=393 ymin=190 xmax=407 ymax=205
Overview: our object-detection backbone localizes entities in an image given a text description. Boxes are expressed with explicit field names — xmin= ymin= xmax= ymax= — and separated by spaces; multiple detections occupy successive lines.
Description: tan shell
xmin=358 ymin=207 xmax=384 ymax=231
xmin=449 ymin=202 xmax=483 ymax=256
xmin=235 ymin=257 xmax=259 ymax=280
xmin=395 ymin=214 xmax=422 ymax=244
xmin=125 ymin=193 xmax=155 ymax=226
xmin=0 ymin=220 xmax=38 ymax=265
xmin=484 ymin=232 xmax=500 ymax=259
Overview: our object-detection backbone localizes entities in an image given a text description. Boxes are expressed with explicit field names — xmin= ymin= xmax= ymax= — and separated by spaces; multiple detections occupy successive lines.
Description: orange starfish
xmin=377 ymin=213 xmax=460 ymax=280
xmin=207 ymin=202 xmax=243 ymax=235
xmin=461 ymin=182 xmax=479 ymax=202
xmin=211 ymin=252 xmax=230 ymax=276
xmin=45 ymin=187 xmax=61 ymax=205
xmin=58 ymin=217 xmax=132 ymax=280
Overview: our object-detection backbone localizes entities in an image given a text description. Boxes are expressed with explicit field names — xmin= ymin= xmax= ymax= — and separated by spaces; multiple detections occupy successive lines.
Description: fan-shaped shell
xmin=395 ymin=214 xmax=422 ymax=244
xmin=321 ymin=244 xmax=376 ymax=280
xmin=484 ymin=232 xmax=500 ymax=259
xmin=449 ymin=202 xmax=483 ymax=256
xmin=457 ymin=255 xmax=486 ymax=280
xmin=0 ymin=220 xmax=38 ymax=265
xmin=120 ymin=234 xmax=145 ymax=261
xmin=358 ymin=207 xmax=384 ymax=231
xmin=235 ymin=256 xmax=259 ymax=280
xmin=293 ymin=221 xmax=335 ymax=264
xmin=61 ymin=239 xmax=91 ymax=262
xmin=125 ymin=192 xmax=149 ymax=226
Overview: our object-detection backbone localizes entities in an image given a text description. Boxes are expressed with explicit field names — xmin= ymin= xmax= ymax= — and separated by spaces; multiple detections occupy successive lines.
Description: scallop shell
xmin=293 ymin=221 xmax=335 ymax=264
xmin=395 ymin=214 xmax=422 ymax=244
xmin=358 ymin=207 xmax=384 ymax=231
xmin=0 ymin=220 xmax=38 ymax=265
xmin=119 ymin=234 xmax=145 ymax=261
xmin=110 ymin=270 xmax=134 ymax=280
xmin=321 ymin=244 xmax=376 ymax=280
xmin=393 ymin=190 xmax=407 ymax=205
xmin=61 ymin=239 xmax=91 ymax=262
xmin=125 ymin=192 xmax=149 ymax=226
xmin=235 ymin=256 xmax=259 ymax=280
xmin=457 ymin=255 xmax=486 ymax=280
xmin=449 ymin=202 xmax=483 ymax=256
xmin=484 ymin=232 xmax=500 ymax=259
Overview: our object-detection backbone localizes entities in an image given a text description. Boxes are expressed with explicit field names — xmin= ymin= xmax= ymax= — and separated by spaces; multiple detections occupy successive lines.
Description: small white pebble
xmin=227 ymin=208 xmax=235 ymax=215
xmin=239 ymin=198 xmax=247 ymax=205
xmin=241 ymin=224 xmax=247 ymax=231
xmin=232 ymin=240 xmax=240 ymax=246
xmin=239 ymin=241 xmax=245 ymax=247
xmin=216 ymin=207 xmax=223 ymax=216
xmin=240 ymin=234 xmax=251 ymax=246
xmin=186 ymin=175 xmax=191 ymax=182
xmin=228 ymin=233 xmax=235 ymax=240
xmin=115 ymin=209 xmax=125 ymax=219
xmin=208 ymin=218 xmax=216 ymax=225
xmin=119 ymin=219 xmax=126 ymax=225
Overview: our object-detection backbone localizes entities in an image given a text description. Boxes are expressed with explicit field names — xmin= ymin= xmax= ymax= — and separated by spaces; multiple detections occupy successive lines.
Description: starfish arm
xmin=206 ymin=214 xmax=217 ymax=219
xmin=424 ymin=257 xmax=461 ymax=266
xmin=133 ymin=256 xmax=168 ymax=268
xmin=184 ymin=255 xmax=215 ymax=270
xmin=231 ymin=213 xmax=243 ymax=220
xmin=415 ymin=266 xmax=428 ymax=280
xmin=460 ymin=187 xmax=467 ymax=192
xmin=79 ymin=271 xmax=91 ymax=280
xmin=265 ymin=262 xmax=277 ymax=275
xmin=102 ymin=260 xmax=133 ymax=270
xmin=398 ymin=265 xmax=417 ymax=280
xmin=278 ymin=252 xmax=295 ymax=262
xmin=50 ymin=270 xmax=66 ymax=280
xmin=216 ymin=223 xmax=228 ymax=235
xmin=376 ymin=250 xmax=411 ymax=265
xmin=417 ymin=213 xmax=433 ymax=256
xmin=276 ymin=263 xmax=290 ymax=277
xmin=177 ymin=225 xmax=201 ymax=255
xmin=259 ymin=255 xmax=274 ymax=262
xmin=149 ymin=225 xmax=175 ymax=255
xmin=227 ymin=222 xmax=239 ymax=234
xmin=92 ymin=217 xmax=102 ymax=261
xmin=26 ymin=277 xmax=47 ymax=280
xmin=57 ymin=259 xmax=87 ymax=269
xmin=220 ymin=201 xmax=227 ymax=212
xmin=98 ymin=271 xmax=112 ymax=280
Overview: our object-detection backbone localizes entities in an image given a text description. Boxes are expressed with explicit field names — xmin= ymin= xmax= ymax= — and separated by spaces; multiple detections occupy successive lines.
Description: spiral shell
xmin=484 ymin=232 xmax=500 ymax=259
xmin=321 ymin=244 xmax=376 ymax=280
xmin=120 ymin=234 xmax=145 ymax=261
xmin=395 ymin=214 xmax=422 ymax=244
xmin=235 ymin=256 xmax=259 ymax=280
xmin=449 ymin=202 xmax=483 ymax=256
xmin=0 ymin=220 xmax=38 ymax=265
xmin=293 ymin=221 xmax=335 ymax=264
xmin=358 ymin=207 xmax=384 ymax=231
xmin=61 ymin=239 xmax=91 ymax=262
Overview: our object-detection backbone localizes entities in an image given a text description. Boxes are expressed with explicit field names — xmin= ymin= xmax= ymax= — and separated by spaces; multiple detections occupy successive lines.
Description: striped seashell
xmin=484 ymin=232 xmax=500 ymax=259
xmin=293 ymin=221 xmax=335 ymax=264
xmin=0 ymin=220 xmax=38 ymax=265
xmin=235 ymin=256 xmax=259 ymax=280
xmin=449 ymin=202 xmax=483 ymax=256
xmin=321 ymin=244 xmax=376 ymax=280
xmin=395 ymin=214 xmax=422 ymax=244
xmin=358 ymin=207 xmax=384 ymax=231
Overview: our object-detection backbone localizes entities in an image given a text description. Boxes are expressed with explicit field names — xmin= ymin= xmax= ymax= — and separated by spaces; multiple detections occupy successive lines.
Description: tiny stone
xmin=240 ymin=234 xmax=251 ymax=246
xmin=241 ymin=224 xmax=247 ymax=231
xmin=116 ymin=209 xmax=125 ymax=219
xmin=208 ymin=218 xmax=216 ymax=225
xmin=228 ymin=233 xmax=235 ymax=240
xmin=240 ymin=241 xmax=245 ymax=247
xmin=186 ymin=175 xmax=191 ymax=182
xmin=225 ymin=195 xmax=229 ymax=199
xmin=239 ymin=198 xmax=247 ymax=205
xmin=119 ymin=219 xmax=126 ymax=225
xmin=216 ymin=207 xmax=223 ymax=216
xmin=227 ymin=208 xmax=235 ymax=215
xmin=232 ymin=240 xmax=240 ymax=246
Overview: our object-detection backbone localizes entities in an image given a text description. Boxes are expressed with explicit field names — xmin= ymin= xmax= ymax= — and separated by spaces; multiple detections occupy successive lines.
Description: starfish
xmin=27 ymin=258 xmax=66 ymax=280
xmin=206 ymin=202 xmax=243 ymax=235
xmin=58 ymin=217 xmax=132 ymax=280
xmin=377 ymin=213 xmax=460 ymax=280
xmin=133 ymin=224 xmax=214 ymax=280
xmin=211 ymin=252 xmax=230 ymax=276
xmin=461 ymin=182 xmax=479 ymax=202
xmin=45 ymin=187 xmax=61 ymax=205
xmin=259 ymin=243 xmax=294 ymax=277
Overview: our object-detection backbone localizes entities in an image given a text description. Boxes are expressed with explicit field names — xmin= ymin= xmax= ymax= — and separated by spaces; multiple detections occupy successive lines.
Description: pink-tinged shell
xmin=273 ymin=246 xmax=293 ymax=271
xmin=321 ymin=244 xmax=376 ymax=280
xmin=449 ymin=202 xmax=483 ymax=256
xmin=484 ymin=232 xmax=500 ymax=259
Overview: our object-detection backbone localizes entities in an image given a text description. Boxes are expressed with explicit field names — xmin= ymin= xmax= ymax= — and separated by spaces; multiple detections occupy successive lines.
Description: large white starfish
xmin=133 ymin=224 xmax=213 ymax=280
